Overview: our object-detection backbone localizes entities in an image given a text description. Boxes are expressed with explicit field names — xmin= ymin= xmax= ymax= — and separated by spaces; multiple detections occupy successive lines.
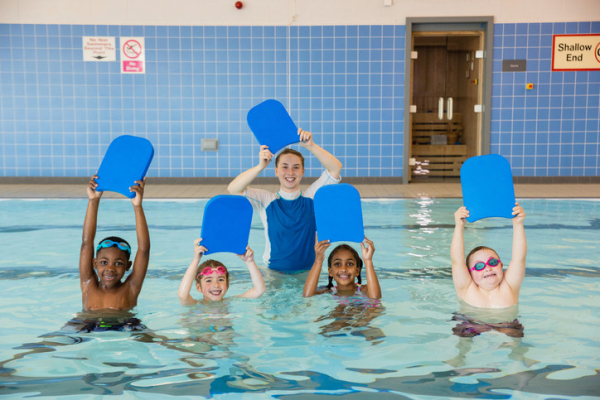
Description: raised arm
xmin=80 ymin=175 xmax=102 ymax=289
xmin=238 ymin=246 xmax=266 ymax=299
xmin=126 ymin=179 xmax=151 ymax=294
xmin=298 ymin=129 xmax=342 ymax=180
xmin=178 ymin=239 xmax=206 ymax=306
xmin=361 ymin=237 xmax=381 ymax=299
xmin=451 ymin=207 xmax=473 ymax=294
xmin=303 ymin=234 xmax=331 ymax=297
xmin=504 ymin=203 xmax=527 ymax=292
xmin=228 ymin=145 xmax=273 ymax=195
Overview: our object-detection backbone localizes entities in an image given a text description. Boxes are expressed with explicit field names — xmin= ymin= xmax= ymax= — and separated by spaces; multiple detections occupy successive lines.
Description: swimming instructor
xmin=227 ymin=128 xmax=342 ymax=273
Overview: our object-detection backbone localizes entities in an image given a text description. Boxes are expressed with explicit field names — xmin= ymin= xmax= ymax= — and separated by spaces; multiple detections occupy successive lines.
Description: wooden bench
xmin=412 ymin=113 xmax=463 ymax=145
xmin=411 ymin=144 xmax=468 ymax=177
xmin=411 ymin=113 xmax=466 ymax=178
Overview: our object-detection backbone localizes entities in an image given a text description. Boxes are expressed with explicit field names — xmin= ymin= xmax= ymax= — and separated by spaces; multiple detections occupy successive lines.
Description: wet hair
xmin=96 ymin=236 xmax=132 ymax=260
xmin=195 ymin=260 xmax=230 ymax=287
xmin=275 ymin=148 xmax=305 ymax=168
xmin=466 ymin=246 xmax=498 ymax=268
xmin=326 ymin=244 xmax=363 ymax=289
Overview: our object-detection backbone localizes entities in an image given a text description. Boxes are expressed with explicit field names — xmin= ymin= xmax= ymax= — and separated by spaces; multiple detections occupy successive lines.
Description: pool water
xmin=0 ymin=198 xmax=599 ymax=399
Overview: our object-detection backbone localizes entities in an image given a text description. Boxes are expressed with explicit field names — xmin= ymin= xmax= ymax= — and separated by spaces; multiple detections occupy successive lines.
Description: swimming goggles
xmin=198 ymin=266 xmax=227 ymax=278
xmin=96 ymin=240 xmax=132 ymax=255
xmin=471 ymin=257 xmax=501 ymax=271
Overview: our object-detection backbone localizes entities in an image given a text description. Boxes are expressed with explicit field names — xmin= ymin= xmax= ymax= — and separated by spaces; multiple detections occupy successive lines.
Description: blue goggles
xmin=96 ymin=240 xmax=132 ymax=255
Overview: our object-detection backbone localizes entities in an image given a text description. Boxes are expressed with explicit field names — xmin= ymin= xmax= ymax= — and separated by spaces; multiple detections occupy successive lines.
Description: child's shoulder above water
xmin=178 ymin=239 xmax=265 ymax=305
xmin=450 ymin=203 xmax=527 ymax=309
xmin=80 ymin=175 xmax=150 ymax=311
xmin=304 ymin=236 xmax=381 ymax=300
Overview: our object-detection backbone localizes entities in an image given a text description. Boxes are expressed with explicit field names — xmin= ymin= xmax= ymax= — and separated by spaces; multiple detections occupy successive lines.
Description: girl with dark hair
xmin=303 ymin=236 xmax=381 ymax=299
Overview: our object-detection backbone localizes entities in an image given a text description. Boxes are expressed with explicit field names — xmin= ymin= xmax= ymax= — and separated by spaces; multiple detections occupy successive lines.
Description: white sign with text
xmin=552 ymin=34 xmax=600 ymax=71
xmin=83 ymin=37 xmax=116 ymax=61
xmin=120 ymin=37 xmax=145 ymax=74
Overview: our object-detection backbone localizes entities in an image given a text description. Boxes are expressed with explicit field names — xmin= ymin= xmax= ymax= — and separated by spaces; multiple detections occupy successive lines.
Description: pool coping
xmin=1 ymin=183 xmax=600 ymax=199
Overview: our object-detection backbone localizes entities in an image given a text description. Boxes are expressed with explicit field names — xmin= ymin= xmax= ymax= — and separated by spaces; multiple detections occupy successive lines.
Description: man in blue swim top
xmin=228 ymin=128 xmax=342 ymax=273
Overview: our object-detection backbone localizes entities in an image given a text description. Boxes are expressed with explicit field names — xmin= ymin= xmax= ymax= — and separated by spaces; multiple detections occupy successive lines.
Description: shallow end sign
xmin=552 ymin=34 xmax=600 ymax=71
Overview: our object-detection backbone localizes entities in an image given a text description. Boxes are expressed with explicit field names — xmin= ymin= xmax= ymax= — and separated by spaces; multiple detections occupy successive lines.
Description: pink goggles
xmin=197 ymin=266 xmax=227 ymax=279
xmin=471 ymin=257 xmax=501 ymax=271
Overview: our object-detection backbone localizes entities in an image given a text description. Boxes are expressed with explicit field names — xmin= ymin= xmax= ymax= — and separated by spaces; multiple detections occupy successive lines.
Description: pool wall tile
xmin=0 ymin=22 xmax=599 ymax=178
xmin=493 ymin=22 xmax=600 ymax=177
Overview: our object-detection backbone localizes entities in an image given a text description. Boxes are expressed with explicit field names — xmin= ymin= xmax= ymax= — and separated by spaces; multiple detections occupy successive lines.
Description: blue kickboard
xmin=314 ymin=184 xmax=364 ymax=243
xmin=247 ymin=99 xmax=299 ymax=154
xmin=95 ymin=135 xmax=154 ymax=199
xmin=460 ymin=154 xmax=516 ymax=223
xmin=200 ymin=195 xmax=253 ymax=255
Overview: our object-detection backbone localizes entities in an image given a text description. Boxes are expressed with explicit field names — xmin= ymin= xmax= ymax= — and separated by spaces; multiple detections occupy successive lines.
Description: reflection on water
xmin=0 ymin=310 xmax=147 ymax=377
xmin=451 ymin=313 xmax=524 ymax=338
xmin=62 ymin=310 xmax=147 ymax=333
xmin=445 ymin=305 xmax=538 ymax=368
xmin=1 ymin=199 xmax=600 ymax=398
xmin=134 ymin=302 xmax=241 ymax=367
xmin=316 ymin=301 xmax=386 ymax=344
xmin=1 ymin=361 xmax=598 ymax=398
xmin=0 ymin=296 xmax=598 ymax=397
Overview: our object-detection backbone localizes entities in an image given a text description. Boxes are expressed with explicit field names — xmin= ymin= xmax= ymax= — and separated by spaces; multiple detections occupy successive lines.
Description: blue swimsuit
xmin=244 ymin=170 xmax=341 ymax=272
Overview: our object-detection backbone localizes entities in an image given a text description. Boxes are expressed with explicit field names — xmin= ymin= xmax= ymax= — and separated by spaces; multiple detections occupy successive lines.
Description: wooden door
xmin=408 ymin=32 xmax=484 ymax=181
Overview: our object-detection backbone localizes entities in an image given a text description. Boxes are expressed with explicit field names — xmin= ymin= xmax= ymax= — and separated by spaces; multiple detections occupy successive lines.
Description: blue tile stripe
xmin=491 ymin=21 xmax=600 ymax=177
xmin=1 ymin=22 xmax=599 ymax=178
xmin=0 ymin=23 xmax=405 ymax=178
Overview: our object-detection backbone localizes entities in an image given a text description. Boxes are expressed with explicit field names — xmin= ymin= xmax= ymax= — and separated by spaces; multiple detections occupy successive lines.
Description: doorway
xmin=403 ymin=17 xmax=494 ymax=183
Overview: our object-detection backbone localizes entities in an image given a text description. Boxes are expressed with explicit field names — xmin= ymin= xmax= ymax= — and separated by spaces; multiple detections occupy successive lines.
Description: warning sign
xmin=120 ymin=37 xmax=145 ymax=74
xmin=552 ymin=34 xmax=600 ymax=71
xmin=83 ymin=37 xmax=116 ymax=61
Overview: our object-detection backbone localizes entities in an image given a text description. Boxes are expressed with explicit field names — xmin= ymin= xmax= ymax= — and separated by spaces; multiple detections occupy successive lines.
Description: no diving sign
xmin=120 ymin=37 xmax=145 ymax=74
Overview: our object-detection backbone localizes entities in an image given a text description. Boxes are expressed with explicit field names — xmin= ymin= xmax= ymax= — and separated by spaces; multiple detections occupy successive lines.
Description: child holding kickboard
xmin=453 ymin=154 xmax=527 ymax=309
xmin=79 ymin=175 xmax=150 ymax=311
xmin=451 ymin=204 xmax=527 ymax=308
xmin=228 ymin=128 xmax=342 ymax=273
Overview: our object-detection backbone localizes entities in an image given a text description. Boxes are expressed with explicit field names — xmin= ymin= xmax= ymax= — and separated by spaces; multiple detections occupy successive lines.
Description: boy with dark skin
xmin=79 ymin=175 xmax=150 ymax=311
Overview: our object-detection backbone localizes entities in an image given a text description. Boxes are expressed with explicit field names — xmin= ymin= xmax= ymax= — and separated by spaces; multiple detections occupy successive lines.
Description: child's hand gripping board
xmin=200 ymin=195 xmax=253 ymax=255
xmin=95 ymin=135 xmax=154 ymax=198
xmin=314 ymin=184 xmax=365 ymax=243
xmin=247 ymin=99 xmax=299 ymax=155
xmin=460 ymin=154 xmax=516 ymax=222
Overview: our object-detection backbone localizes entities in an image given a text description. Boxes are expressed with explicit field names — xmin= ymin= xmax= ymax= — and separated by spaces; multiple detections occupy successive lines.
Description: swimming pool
xmin=0 ymin=198 xmax=598 ymax=398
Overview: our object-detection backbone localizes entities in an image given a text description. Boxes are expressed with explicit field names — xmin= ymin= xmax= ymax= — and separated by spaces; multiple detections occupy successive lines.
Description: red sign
xmin=122 ymin=40 xmax=142 ymax=59
xmin=120 ymin=37 xmax=145 ymax=74
xmin=122 ymin=61 xmax=144 ymax=73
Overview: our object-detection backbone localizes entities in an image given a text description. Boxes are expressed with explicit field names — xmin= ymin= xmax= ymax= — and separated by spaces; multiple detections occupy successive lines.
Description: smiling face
xmin=197 ymin=268 xmax=229 ymax=301
xmin=93 ymin=247 xmax=132 ymax=289
xmin=467 ymin=248 xmax=504 ymax=290
xmin=275 ymin=153 xmax=305 ymax=193
xmin=328 ymin=248 xmax=361 ymax=290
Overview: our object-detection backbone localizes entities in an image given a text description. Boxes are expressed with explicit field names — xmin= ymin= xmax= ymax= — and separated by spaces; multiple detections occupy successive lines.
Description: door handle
xmin=438 ymin=97 xmax=444 ymax=120
xmin=447 ymin=97 xmax=453 ymax=120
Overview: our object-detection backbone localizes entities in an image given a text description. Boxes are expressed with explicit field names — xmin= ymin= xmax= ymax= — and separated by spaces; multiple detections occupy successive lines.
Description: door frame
xmin=403 ymin=16 xmax=494 ymax=184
